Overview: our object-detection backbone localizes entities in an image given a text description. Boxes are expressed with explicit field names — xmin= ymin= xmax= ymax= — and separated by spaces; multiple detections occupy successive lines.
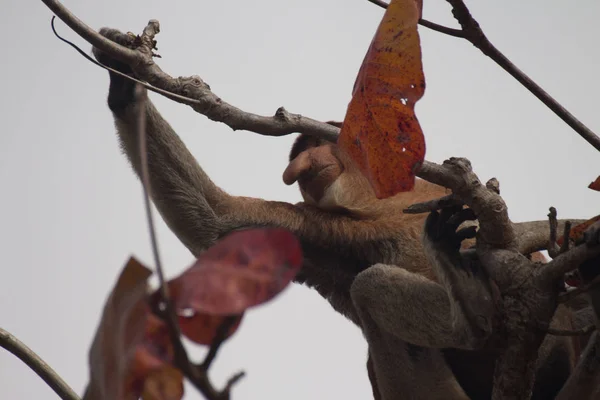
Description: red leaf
xmin=338 ymin=0 xmax=426 ymax=198
xmin=589 ymin=176 xmax=600 ymax=191
xmin=170 ymin=228 xmax=302 ymax=316
xmin=85 ymin=257 xmax=177 ymax=400
xmin=177 ymin=314 xmax=243 ymax=345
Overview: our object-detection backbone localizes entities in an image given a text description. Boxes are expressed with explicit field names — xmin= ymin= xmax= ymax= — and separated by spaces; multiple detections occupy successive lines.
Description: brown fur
xmin=93 ymin=30 xmax=577 ymax=400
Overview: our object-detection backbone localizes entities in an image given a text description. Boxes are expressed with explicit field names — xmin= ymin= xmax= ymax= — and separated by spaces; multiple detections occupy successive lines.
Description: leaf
xmin=141 ymin=365 xmax=184 ymax=400
xmin=85 ymin=257 xmax=177 ymax=400
xmin=177 ymin=314 xmax=243 ymax=346
xmin=589 ymin=176 xmax=600 ymax=191
xmin=338 ymin=0 xmax=426 ymax=198
xmin=164 ymin=228 xmax=301 ymax=344
xmin=557 ymin=214 xmax=600 ymax=246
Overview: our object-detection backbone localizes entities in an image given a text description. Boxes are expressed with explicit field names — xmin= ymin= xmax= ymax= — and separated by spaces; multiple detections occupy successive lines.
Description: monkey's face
xmin=283 ymin=143 xmax=374 ymax=211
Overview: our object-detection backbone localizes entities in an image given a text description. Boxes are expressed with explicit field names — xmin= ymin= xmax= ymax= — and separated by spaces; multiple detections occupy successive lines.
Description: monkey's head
xmin=283 ymin=130 xmax=375 ymax=212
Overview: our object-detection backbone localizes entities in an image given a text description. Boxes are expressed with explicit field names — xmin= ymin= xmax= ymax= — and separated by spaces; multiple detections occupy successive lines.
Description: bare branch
xmin=46 ymin=5 xmax=338 ymax=142
xmin=201 ymin=316 xmax=240 ymax=371
xmin=548 ymin=207 xmax=561 ymax=258
xmin=42 ymin=0 xmax=137 ymax=65
xmin=443 ymin=0 xmax=600 ymax=152
xmin=513 ymin=219 xmax=585 ymax=256
xmin=0 ymin=327 xmax=80 ymax=400
xmin=561 ymin=221 xmax=572 ymax=254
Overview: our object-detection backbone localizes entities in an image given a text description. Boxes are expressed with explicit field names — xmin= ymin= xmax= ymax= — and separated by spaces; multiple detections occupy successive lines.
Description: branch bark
xmin=0 ymin=327 xmax=80 ymax=400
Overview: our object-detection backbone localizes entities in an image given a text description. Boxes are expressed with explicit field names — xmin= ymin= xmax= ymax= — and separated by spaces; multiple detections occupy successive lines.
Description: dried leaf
xmin=85 ymin=257 xmax=175 ymax=400
xmin=338 ymin=0 xmax=426 ymax=198
xmin=589 ymin=176 xmax=600 ymax=191
xmin=141 ymin=365 xmax=184 ymax=400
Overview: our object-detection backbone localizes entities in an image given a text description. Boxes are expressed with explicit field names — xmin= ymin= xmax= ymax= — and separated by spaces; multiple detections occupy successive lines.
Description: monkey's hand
xmin=423 ymin=207 xmax=495 ymax=345
xmin=91 ymin=29 xmax=140 ymax=113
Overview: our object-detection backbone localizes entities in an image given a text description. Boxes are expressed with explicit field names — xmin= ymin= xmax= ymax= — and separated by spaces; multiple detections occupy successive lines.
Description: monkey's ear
xmin=283 ymin=151 xmax=311 ymax=185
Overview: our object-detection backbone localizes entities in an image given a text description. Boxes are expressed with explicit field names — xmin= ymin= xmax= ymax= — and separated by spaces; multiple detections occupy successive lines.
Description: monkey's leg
xmin=351 ymin=209 xmax=494 ymax=350
xmin=351 ymin=263 xmax=487 ymax=350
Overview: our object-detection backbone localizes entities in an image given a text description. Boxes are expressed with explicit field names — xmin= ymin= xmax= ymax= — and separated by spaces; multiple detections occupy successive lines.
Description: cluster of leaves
xmin=85 ymin=229 xmax=302 ymax=400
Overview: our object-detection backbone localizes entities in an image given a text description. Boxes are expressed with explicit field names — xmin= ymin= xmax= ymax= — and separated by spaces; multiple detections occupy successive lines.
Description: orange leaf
xmin=170 ymin=228 xmax=302 ymax=316
xmin=141 ymin=365 xmax=184 ymax=400
xmin=85 ymin=257 xmax=175 ymax=400
xmin=338 ymin=0 xmax=426 ymax=198
xmin=557 ymin=214 xmax=600 ymax=246
xmin=589 ymin=176 xmax=600 ymax=191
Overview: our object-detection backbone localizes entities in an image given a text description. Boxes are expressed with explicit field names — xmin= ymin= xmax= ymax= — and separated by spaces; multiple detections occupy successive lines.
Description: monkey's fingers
xmin=454 ymin=226 xmax=478 ymax=247
xmin=424 ymin=210 xmax=444 ymax=241
xmin=445 ymin=208 xmax=477 ymax=233
xmin=403 ymin=194 xmax=463 ymax=214
xmin=91 ymin=28 xmax=138 ymax=75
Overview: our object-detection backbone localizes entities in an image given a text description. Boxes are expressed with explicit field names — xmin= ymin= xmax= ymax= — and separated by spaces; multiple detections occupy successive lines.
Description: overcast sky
xmin=1 ymin=1 xmax=599 ymax=399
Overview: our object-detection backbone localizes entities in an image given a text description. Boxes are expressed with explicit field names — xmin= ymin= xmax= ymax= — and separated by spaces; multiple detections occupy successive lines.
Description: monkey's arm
xmin=351 ymin=209 xmax=495 ymax=349
xmin=94 ymin=35 xmax=392 ymax=257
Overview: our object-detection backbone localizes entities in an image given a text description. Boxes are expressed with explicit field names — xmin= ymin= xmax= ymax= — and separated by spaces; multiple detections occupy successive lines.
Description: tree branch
xmin=366 ymin=0 xmax=465 ymax=38
xmin=42 ymin=0 xmax=137 ymax=66
xmin=0 ymin=327 xmax=80 ymax=400
xmin=538 ymin=242 xmax=600 ymax=283
xmin=444 ymin=0 xmax=600 ymax=152
xmin=513 ymin=219 xmax=585 ymax=256
xmin=45 ymin=2 xmax=339 ymax=142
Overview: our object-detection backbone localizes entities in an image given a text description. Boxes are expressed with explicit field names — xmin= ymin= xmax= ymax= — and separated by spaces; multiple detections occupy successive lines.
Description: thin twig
xmin=366 ymin=0 xmax=465 ymax=38
xmin=548 ymin=207 xmax=561 ymax=258
xmin=201 ymin=316 xmax=240 ymax=370
xmin=561 ymin=221 xmax=572 ymax=254
xmin=0 ymin=327 xmax=80 ymax=400
xmin=443 ymin=0 xmax=600 ymax=152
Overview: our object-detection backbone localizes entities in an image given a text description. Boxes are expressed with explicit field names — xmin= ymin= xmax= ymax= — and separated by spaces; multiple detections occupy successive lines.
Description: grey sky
xmin=1 ymin=0 xmax=599 ymax=399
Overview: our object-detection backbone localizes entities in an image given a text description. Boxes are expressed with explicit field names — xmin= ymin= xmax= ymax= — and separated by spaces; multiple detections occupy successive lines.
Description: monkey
xmin=91 ymin=28 xmax=578 ymax=399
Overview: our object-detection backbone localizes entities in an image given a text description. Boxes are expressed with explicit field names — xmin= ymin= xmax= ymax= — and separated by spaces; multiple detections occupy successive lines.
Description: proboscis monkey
xmin=92 ymin=28 xmax=576 ymax=400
